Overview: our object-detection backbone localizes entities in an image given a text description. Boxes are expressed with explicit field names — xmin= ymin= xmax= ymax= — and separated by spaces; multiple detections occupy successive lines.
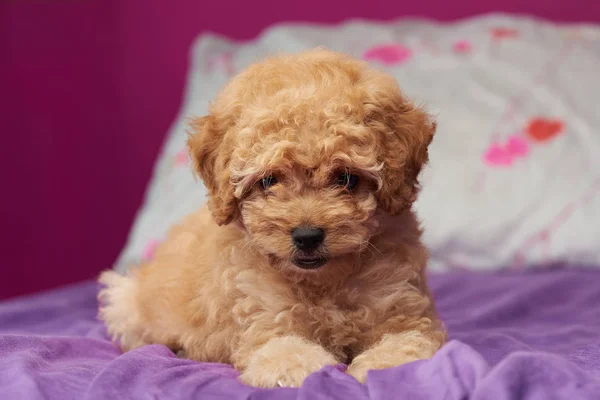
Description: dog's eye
xmin=335 ymin=172 xmax=359 ymax=191
xmin=260 ymin=175 xmax=278 ymax=190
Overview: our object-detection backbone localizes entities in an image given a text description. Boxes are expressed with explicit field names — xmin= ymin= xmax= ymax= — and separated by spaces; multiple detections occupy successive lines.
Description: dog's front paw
xmin=239 ymin=336 xmax=338 ymax=388
xmin=347 ymin=331 xmax=441 ymax=383
xmin=346 ymin=357 xmax=385 ymax=383
xmin=347 ymin=352 xmax=420 ymax=383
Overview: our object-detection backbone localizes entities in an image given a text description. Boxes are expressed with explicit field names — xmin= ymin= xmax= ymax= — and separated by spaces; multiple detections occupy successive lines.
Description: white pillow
xmin=115 ymin=15 xmax=600 ymax=273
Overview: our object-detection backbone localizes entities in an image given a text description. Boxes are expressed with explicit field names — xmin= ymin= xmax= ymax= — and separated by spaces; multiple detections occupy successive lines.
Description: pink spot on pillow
xmin=142 ymin=240 xmax=160 ymax=260
xmin=505 ymin=135 xmax=529 ymax=157
xmin=491 ymin=27 xmax=519 ymax=40
xmin=363 ymin=44 xmax=412 ymax=66
xmin=174 ymin=150 xmax=188 ymax=166
xmin=207 ymin=51 xmax=234 ymax=76
xmin=483 ymin=135 xmax=530 ymax=167
xmin=526 ymin=117 xmax=564 ymax=143
xmin=453 ymin=40 xmax=472 ymax=53
xmin=484 ymin=144 xmax=513 ymax=166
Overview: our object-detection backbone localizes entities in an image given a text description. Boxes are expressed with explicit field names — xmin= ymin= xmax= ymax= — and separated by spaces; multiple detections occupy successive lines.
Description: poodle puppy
xmin=99 ymin=48 xmax=446 ymax=388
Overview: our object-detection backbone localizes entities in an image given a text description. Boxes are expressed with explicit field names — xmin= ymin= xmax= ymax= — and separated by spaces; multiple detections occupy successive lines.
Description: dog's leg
xmin=236 ymin=336 xmax=338 ymax=388
xmin=346 ymin=327 xmax=445 ymax=383
xmin=98 ymin=270 xmax=181 ymax=352
xmin=98 ymin=270 xmax=150 ymax=350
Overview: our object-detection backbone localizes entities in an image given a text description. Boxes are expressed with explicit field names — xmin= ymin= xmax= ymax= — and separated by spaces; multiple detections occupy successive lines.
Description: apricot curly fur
xmin=98 ymin=49 xmax=446 ymax=388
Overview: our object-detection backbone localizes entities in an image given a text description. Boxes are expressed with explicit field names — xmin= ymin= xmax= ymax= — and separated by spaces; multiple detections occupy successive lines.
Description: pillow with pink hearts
xmin=114 ymin=16 xmax=600 ymax=273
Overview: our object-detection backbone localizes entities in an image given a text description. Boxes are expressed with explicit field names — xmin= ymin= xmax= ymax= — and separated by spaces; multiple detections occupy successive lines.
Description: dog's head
xmin=188 ymin=49 xmax=435 ymax=275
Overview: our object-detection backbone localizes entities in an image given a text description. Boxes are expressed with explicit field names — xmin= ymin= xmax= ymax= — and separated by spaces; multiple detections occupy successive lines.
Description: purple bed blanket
xmin=1 ymin=268 xmax=599 ymax=400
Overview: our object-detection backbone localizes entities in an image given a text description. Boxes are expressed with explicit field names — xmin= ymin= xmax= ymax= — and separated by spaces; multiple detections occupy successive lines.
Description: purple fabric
xmin=1 ymin=268 xmax=599 ymax=399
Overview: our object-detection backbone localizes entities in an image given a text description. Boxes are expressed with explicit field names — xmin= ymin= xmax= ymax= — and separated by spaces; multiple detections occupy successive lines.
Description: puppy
xmin=99 ymin=49 xmax=446 ymax=387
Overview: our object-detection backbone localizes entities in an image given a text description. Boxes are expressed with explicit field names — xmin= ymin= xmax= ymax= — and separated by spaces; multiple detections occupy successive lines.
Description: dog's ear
xmin=363 ymin=74 xmax=436 ymax=215
xmin=187 ymin=113 xmax=238 ymax=226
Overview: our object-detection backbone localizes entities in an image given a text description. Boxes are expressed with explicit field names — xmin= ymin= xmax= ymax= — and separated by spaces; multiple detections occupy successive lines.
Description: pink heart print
xmin=174 ymin=150 xmax=188 ymax=166
xmin=453 ymin=40 xmax=472 ymax=53
xmin=207 ymin=51 xmax=234 ymax=75
xmin=142 ymin=240 xmax=160 ymax=260
xmin=363 ymin=44 xmax=412 ymax=66
xmin=491 ymin=27 xmax=519 ymax=40
xmin=484 ymin=135 xmax=530 ymax=167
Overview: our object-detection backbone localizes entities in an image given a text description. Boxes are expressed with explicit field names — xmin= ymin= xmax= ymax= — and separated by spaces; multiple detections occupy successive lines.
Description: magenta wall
xmin=1 ymin=0 xmax=599 ymax=299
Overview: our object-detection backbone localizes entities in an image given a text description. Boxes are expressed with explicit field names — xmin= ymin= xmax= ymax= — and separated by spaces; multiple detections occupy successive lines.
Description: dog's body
xmin=99 ymin=49 xmax=446 ymax=387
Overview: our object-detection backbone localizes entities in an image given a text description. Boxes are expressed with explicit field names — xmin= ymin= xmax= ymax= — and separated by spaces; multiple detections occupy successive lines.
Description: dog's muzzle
xmin=291 ymin=226 xmax=328 ymax=269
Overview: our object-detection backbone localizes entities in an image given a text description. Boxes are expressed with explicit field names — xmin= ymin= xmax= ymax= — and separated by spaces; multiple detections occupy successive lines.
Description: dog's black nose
xmin=292 ymin=227 xmax=325 ymax=251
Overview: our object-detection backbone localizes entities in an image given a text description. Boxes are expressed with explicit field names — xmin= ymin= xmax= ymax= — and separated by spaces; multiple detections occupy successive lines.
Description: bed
xmin=2 ymin=14 xmax=600 ymax=400
xmin=1 ymin=269 xmax=599 ymax=399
